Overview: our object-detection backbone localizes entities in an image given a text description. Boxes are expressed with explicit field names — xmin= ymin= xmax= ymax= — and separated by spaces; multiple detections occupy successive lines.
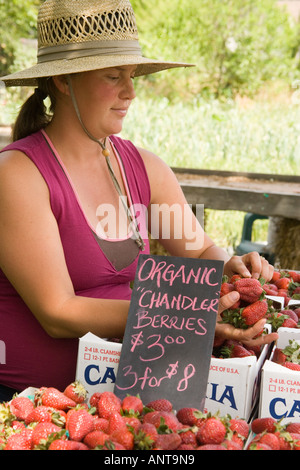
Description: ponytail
xmin=12 ymin=78 xmax=56 ymax=142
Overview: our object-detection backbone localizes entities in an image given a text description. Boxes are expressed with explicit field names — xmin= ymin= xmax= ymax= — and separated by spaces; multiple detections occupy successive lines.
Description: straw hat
xmin=1 ymin=0 xmax=193 ymax=87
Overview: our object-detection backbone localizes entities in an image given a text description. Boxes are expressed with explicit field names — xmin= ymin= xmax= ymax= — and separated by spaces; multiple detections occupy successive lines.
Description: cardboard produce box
xmin=204 ymin=339 xmax=271 ymax=421
xmin=75 ymin=332 xmax=122 ymax=400
xmin=259 ymin=327 xmax=300 ymax=424
xmin=259 ymin=359 xmax=300 ymax=425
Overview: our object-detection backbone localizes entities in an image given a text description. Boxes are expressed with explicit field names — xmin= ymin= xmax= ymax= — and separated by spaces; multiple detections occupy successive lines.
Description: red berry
xmin=196 ymin=417 xmax=227 ymax=445
xmin=176 ymin=407 xmax=200 ymax=426
xmin=251 ymin=417 xmax=277 ymax=434
xmin=146 ymin=398 xmax=173 ymax=412
xmin=97 ymin=392 xmax=121 ymax=419
xmin=122 ymin=395 xmax=144 ymax=415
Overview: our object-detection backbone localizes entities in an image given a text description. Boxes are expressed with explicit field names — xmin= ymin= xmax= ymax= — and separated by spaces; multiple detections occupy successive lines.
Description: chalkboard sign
xmin=114 ymin=254 xmax=224 ymax=411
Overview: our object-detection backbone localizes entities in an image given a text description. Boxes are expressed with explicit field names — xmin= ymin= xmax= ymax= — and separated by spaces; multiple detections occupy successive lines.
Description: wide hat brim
xmin=0 ymin=55 xmax=194 ymax=87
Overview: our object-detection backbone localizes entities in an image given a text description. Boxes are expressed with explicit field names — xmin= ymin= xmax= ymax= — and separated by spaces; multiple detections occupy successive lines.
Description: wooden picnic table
xmin=173 ymin=168 xmax=300 ymax=221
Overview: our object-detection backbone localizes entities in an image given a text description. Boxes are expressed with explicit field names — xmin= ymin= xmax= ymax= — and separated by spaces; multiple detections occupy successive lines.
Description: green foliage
xmin=0 ymin=0 xmax=40 ymax=75
xmin=132 ymin=0 xmax=300 ymax=99
xmin=121 ymin=96 xmax=300 ymax=175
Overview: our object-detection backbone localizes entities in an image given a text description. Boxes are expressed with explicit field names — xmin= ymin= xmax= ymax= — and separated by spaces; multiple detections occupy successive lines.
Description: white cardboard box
xmin=259 ymin=327 xmax=300 ymax=424
xmin=259 ymin=358 xmax=300 ymax=424
xmin=277 ymin=327 xmax=300 ymax=349
xmin=75 ymin=332 xmax=122 ymax=400
xmin=204 ymin=340 xmax=271 ymax=421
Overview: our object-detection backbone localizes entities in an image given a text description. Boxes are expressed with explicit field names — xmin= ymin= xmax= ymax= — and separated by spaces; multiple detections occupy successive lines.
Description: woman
xmin=0 ymin=0 xmax=277 ymax=401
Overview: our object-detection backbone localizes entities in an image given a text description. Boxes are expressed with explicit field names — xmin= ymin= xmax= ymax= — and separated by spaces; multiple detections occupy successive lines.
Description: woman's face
xmin=69 ymin=65 xmax=137 ymax=138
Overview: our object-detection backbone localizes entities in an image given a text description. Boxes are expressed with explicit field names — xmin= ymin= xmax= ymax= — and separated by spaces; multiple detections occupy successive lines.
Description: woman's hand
xmin=215 ymin=290 xmax=278 ymax=348
xmin=224 ymin=252 xmax=274 ymax=282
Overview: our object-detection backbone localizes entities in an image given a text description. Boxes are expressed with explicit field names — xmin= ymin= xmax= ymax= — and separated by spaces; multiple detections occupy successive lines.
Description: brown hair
xmin=12 ymin=78 xmax=56 ymax=142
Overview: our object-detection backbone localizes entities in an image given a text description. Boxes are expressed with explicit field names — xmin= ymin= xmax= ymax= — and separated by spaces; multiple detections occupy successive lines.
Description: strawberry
xmin=154 ymin=432 xmax=181 ymax=450
xmin=11 ymin=420 xmax=26 ymax=432
xmin=230 ymin=274 xmax=242 ymax=283
xmin=233 ymin=278 xmax=264 ymax=303
xmin=263 ymin=283 xmax=278 ymax=295
xmin=178 ymin=427 xmax=197 ymax=447
xmin=145 ymin=398 xmax=173 ymax=413
xmin=64 ymin=380 xmax=87 ymax=404
xmin=222 ymin=439 xmax=242 ymax=450
xmin=97 ymin=391 xmax=121 ymax=419
xmin=220 ymin=281 xmax=234 ymax=296
xmin=134 ymin=422 xmax=158 ymax=450
xmin=93 ymin=416 xmax=109 ymax=433
xmin=274 ymin=430 xmax=294 ymax=450
xmin=226 ymin=433 xmax=244 ymax=449
xmin=281 ymin=309 xmax=299 ymax=323
xmin=285 ymin=422 xmax=300 ymax=434
xmin=9 ymin=396 xmax=34 ymax=421
xmin=3 ymin=428 xmax=33 ymax=450
xmin=288 ymin=271 xmax=300 ymax=283
xmin=107 ymin=411 xmax=126 ymax=434
xmin=143 ymin=410 xmax=180 ymax=432
xmin=197 ymin=443 xmax=227 ymax=450
xmin=25 ymin=405 xmax=52 ymax=425
xmin=252 ymin=432 xmax=280 ymax=450
xmin=121 ymin=395 xmax=144 ymax=415
xmin=271 ymin=270 xmax=281 ymax=283
xmin=275 ymin=277 xmax=292 ymax=290
xmin=251 ymin=417 xmax=277 ymax=434
xmin=65 ymin=404 xmax=87 ymax=428
xmin=66 ymin=408 xmax=95 ymax=442
xmin=110 ymin=427 xmax=134 ymax=450
xmin=283 ymin=362 xmax=300 ymax=371
xmin=247 ymin=442 xmax=272 ymax=450
xmin=289 ymin=433 xmax=300 ymax=450
xmin=177 ymin=443 xmax=196 ymax=450
xmin=38 ymin=387 xmax=76 ymax=410
xmin=267 ymin=311 xmax=290 ymax=331
xmin=123 ymin=415 xmax=141 ymax=433
xmin=295 ymin=308 xmax=300 ymax=319
xmin=48 ymin=439 xmax=89 ymax=450
xmin=219 ymin=339 xmax=254 ymax=358
xmin=272 ymin=347 xmax=287 ymax=365
xmin=281 ymin=317 xmax=298 ymax=328
xmin=176 ymin=407 xmax=200 ymax=426
xmin=100 ymin=440 xmax=126 ymax=450
xmin=196 ymin=417 xmax=227 ymax=445
xmin=83 ymin=430 xmax=110 ymax=449
xmin=241 ymin=299 xmax=268 ymax=326
xmin=292 ymin=286 xmax=300 ymax=297
xmin=229 ymin=418 xmax=249 ymax=440
xmin=31 ymin=422 xmax=62 ymax=449
xmin=89 ymin=392 xmax=102 ymax=408
xmin=220 ymin=282 xmax=241 ymax=308
xmin=213 ymin=335 xmax=225 ymax=348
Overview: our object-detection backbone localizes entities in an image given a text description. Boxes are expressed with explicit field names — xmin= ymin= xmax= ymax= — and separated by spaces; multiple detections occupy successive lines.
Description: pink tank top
xmin=0 ymin=130 xmax=150 ymax=391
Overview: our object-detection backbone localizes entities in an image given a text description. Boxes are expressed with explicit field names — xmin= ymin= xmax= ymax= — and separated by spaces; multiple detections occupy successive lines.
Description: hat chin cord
xmin=66 ymin=75 xmax=145 ymax=250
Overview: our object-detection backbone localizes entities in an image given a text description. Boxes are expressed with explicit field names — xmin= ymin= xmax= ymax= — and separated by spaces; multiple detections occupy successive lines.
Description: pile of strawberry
xmin=212 ymin=338 xmax=262 ymax=360
xmin=272 ymin=339 xmax=300 ymax=372
xmin=220 ymin=274 xmax=269 ymax=329
xmin=219 ymin=271 xmax=300 ymax=338
xmin=0 ymin=381 xmax=253 ymax=450
xmin=265 ymin=269 xmax=300 ymax=306
xmin=247 ymin=417 xmax=300 ymax=450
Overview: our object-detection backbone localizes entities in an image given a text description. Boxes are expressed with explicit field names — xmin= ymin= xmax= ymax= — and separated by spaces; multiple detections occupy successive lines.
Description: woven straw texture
xmin=38 ymin=0 xmax=138 ymax=47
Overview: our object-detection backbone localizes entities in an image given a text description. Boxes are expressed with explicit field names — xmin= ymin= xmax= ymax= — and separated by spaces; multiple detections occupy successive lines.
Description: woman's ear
xmin=52 ymin=75 xmax=70 ymax=96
